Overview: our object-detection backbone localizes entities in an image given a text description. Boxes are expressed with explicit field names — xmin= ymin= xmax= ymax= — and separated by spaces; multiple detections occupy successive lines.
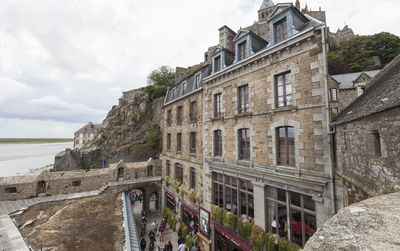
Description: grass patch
xmin=0 ymin=138 xmax=73 ymax=144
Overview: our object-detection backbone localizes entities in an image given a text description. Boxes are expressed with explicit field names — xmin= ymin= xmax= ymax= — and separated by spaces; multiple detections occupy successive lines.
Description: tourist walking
xmin=151 ymin=220 xmax=158 ymax=234
xmin=140 ymin=238 xmax=146 ymax=251
xmin=167 ymin=241 xmax=173 ymax=251
xmin=148 ymin=229 xmax=156 ymax=243
xmin=178 ymin=242 xmax=187 ymax=251
xmin=159 ymin=223 xmax=165 ymax=241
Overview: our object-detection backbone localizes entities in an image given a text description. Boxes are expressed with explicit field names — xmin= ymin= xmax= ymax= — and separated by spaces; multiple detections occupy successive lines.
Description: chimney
xmin=218 ymin=26 xmax=236 ymax=53
xmin=175 ymin=67 xmax=188 ymax=84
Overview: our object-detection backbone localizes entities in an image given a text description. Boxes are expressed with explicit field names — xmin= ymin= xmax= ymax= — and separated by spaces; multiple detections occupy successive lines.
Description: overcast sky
xmin=1 ymin=0 xmax=399 ymax=138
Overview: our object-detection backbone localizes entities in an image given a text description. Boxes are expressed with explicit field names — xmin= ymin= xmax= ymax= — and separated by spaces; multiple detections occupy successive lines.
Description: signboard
xmin=199 ymin=207 xmax=210 ymax=238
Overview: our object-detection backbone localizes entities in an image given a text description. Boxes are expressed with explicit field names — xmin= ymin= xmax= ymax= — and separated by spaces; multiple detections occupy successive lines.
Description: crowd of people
xmin=128 ymin=190 xmax=143 ymax=204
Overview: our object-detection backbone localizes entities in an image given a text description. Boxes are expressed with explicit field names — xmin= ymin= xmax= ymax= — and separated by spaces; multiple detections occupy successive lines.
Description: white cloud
xmin=0 ymin=0 xmax=399 ymax=137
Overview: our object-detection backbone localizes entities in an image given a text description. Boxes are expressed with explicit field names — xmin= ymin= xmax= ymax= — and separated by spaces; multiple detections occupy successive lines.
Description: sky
xmin=1 ymin=0 xmax=399 ymax=138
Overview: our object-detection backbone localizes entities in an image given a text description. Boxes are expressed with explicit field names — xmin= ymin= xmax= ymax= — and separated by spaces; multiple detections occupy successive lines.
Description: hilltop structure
xmin=73 ymin=122 xmax=102 ymax=150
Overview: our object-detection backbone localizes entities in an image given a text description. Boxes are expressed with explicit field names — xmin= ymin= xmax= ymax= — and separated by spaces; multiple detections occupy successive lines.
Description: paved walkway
xmin=132 ymin=202 xmax=180 ymax=250
xmin=0 ymin=190 xmax=100 ymax=250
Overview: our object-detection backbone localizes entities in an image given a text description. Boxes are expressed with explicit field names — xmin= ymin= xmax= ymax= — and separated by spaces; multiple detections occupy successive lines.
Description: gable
xmin=233 ymin=30 xmax=250 ymax=42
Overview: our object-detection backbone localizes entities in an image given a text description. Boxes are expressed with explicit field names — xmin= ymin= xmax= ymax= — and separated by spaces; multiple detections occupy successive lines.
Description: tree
xmin=145 ymin=66 xmax=175 ymax=98
xmin=328 ymin=58 xmax=351 ymax=75
xmin=372 ymin=32 xmax=400 ymax=65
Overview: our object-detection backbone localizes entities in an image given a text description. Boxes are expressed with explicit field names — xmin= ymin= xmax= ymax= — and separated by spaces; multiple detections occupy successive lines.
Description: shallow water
xmin=0 ymin=142 xmax=72 ymax=177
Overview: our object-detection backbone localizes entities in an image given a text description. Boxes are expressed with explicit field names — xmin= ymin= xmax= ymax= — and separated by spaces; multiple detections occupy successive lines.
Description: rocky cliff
xmin=54 ymin=88 xmax=163 ymax=171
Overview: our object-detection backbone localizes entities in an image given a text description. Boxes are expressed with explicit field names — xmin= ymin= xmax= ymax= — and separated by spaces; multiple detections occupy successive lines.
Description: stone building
xmin=334 ymin=54 xmax=400 ymax=206
xmin=329 ymin=70 xmax=380 ymax=117
xmin=161 ymin=64 xmax=212 ymax=236
xmin=73 ymin=122 xmax=102 ymax=149
xmin=200 ymin=3 xmax=341 ymax=248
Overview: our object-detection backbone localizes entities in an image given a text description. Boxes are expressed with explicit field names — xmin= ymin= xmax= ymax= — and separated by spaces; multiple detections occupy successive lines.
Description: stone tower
xmin=258 ymin=0 xmax=275 ymax=22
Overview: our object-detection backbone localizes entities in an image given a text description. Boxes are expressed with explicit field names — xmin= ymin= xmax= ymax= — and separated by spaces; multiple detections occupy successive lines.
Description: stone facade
xmin=73 ymin=122 xmax=102 ymax=150
xmin=0 ymin=158 xmax=160 ymax=201
xmin=336 ymin=108 xmax=400 ymax=205
xmin=334 ymin=54 xmax=400 ymax=207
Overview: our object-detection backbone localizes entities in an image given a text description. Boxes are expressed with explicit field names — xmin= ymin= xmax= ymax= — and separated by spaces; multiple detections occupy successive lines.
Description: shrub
xmin=250 ymin=225 xmax=265 ymax=251
xmin=211 ymin=204 xmax=217 ymax=221
xmin=264 ymin=233 xmax=277 ymax=251
xmin=181 ymin=222 xmax=189 ymax=239
xmin=185 ymin=234 xmax=193 ymax=250
xmin=227 ymin=213 xmax=238 ymax=230
xmin=179 ymin=185 xmax=184 ymax=198
xmin=223 ymin=211 xmax=230 ymax=228
xmin=237 ymin=219 xmax=246 ymax=238
xmin=165 ymin=176 xmax=170 ymax=186
xmin=188 ymin=188 xmax=196 ymax=202
xmin=215 ymin=206 xmax=224 ymax=224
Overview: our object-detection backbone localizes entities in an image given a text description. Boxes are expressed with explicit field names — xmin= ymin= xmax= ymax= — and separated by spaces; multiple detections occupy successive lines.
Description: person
xmin=177 ymin=235 xmax=184 ymax=245
xmin=140 ymin=221 xmax=146 ymax=237
xmin=149 ymin=240 xmax=155 ymax=251
xmin=177 ymin=242 xmax=187 ymax=251
xmin=148 ymin=229 xmax=156 ymax=242
xmin=159 ymin=223 xmax=165 ymax=241
xmin=140 ymin=238 xmax=146 ymax=251
xmin=189 ymin=219 xmax=194 ymax=235
xmin=151 ymin=220 xmax=158 ymax=234
xmin=167 ymin=241 xmax=173 ymax=251
xmin=191 ymin=243 xmax=199 ymax=251
xmin=142 ymin=215 xmax=147 ymax=223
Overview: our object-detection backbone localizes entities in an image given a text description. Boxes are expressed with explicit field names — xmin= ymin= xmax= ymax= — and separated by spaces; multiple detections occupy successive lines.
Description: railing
xmin=122 ymin=192 xmax=140 ymax=251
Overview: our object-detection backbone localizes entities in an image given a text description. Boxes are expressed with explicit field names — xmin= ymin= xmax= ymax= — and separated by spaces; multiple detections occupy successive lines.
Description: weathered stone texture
xmin=335 ymin=107 xmax=400 ymax=205
xmin=304 ymin=192 xmax=400 ymax=251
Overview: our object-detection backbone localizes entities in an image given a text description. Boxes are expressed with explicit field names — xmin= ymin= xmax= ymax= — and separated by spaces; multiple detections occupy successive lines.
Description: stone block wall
xmin=335 ymin=107 xmax=400 ymax=206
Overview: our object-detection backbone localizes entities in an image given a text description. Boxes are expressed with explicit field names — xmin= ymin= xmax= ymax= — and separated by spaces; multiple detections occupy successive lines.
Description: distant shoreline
xmin=0 ymin=138 xmax=74 ymax=144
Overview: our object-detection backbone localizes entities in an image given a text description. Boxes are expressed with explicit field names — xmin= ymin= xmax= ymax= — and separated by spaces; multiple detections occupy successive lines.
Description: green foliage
xmin=227 ymin=212 xmax=239 ymax=230
xmin=130 ymin=109 xmax=139 ymax=122
xmin=382 ymin=187 xmax=397 ymax=194
xmin=215 ymin=206 xmax=224 ymax=224
xmin=223 ymin=211 xmax=230 ymax=228
xmin=179 ymin=185 xmax=184 ymax=198
xmin=264 ymin=233 xmax=277 ymax=251
xmin=180 ymin=222 xmax=189 ymax=239
xmin=185 ymin=234 xmax=194 ymax=250
xmin=250 ymin=225 xmax=265 ymax=251
xmin=188 ymin=188 xmax=196 ymax=202
xmin=211 ymin=204 xmax=217 ymax=221
xmin=237 ymin=219 xmax=246 ymax=238
xmin=277 ymin=238 xmax=300 ymax=251
xmin=163 ymin=206 xmax=172 ymax=219
xmin=147 ymin=131 xmax=161 ymax=150
xmin=244 ymin=222 xmax=253 ymax=238
xmin=145 ymin=66 xmax=175 ymax=98
xmin=165 ymin=176 xmax=170 ymax=186
xmin=328 ymin=32 xmax=400 ymax=74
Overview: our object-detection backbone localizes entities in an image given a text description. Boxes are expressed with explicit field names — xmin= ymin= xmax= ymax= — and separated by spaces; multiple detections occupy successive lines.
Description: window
xmin=274 ymin=18 xmax=288 ymax=43
xmin=238 ymin=128 xmax=250 ymax=160
xmin=190 ymin=132 xmax=196 ymax=153
xmin=266 ymin=186 xmax=316 ymax=247
xmin=276 ymin=72 xmax=292 ymax=108
xmin=277 ymin=126 xmax=295 ymax=166
xmin=166 ymin=160 xmax=170 ymax=176
xmin=5 ymin=187 xmax=17 ymax=193
xmin=238 ymin=85 xmax=249 ymax=113
xmin=332 ymin=107 xmax=339 ymax=118
xmin=190 ymin=101 xmax=197 ymax=122
xmin=357 ymin=86 xmax=364 ymax=97
xmin=72 ymin=180 xmax=81 ymax=186
xmin=238 ymin=41 xmax=247 ymax=61
xmin=371 ymin=130 xmax=381 ymax=157
xmin=167 ymin=109 xmax=172 ymax=126
xmin=175 ymin=163 xmax=183 ymax=182
xmin=214 ymin=93 xmax=222 ymax=117
xmin=177 ymin=133 xmax=182 ymax=152
xmin=182 ymin=82 xmax=187 ymax=94
xmin=331 ymin=88 xmax=338 ymax=101
xmin=214 ymin=55 xmax=221 ymax=72
xmin=177 ymin=106 xmax=183 ymax=125
xmin=190 ymin=167 xmax=196 ymax=189
xmin=167 ymin=133 xmax=171 ymax=150
xmin=172 ymin=88 xmax=176 ymax=98
xmin=214 ymin=130 xmax=222 ymax=157
xmin=195 ymin=73 xmax=201 ymax=89
xmin=212 ymin=173 xmax=254 ymax=219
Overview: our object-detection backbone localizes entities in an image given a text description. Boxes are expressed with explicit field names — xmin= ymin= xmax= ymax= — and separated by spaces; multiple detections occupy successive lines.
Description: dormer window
xmin=238 ymin=41 xmax=247 ymax=61
xmin=194 ymin=73 xmax=201 ymax=89
xmin=274 ymin=18 xmax=288 ymax=43
xmin=172 ymin=88 xmax=176 ymax=98
xmin=182 ymin=82 xmax=187 ymax=94
xmin=214 ymin=56 xmax=221 ymax=72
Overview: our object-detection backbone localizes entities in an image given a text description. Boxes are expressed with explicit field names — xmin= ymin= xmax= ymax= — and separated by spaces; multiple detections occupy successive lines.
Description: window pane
xmin=290 ymin=191 xmax=301 ymax=207
xmin=218 ymin=184 xmax=224 ymax=207
xmin=278 ymin=97 xmax=284 ymax=107
xmin=304 ymin=195 xmax=315 ymax=211
xmin=232 ymin=188 xmax=238 ymax=215
xmin=290 ymin=208 xmax=302 ymax=246
xmin=277 ymin=75 xmax=283 ymax=86
xmin=247 ymin=181 xmax=253 ymax=193
xmin=286 ymin=94 xmax=292 ymax=106
xmin=278 ymin=85 xmax=284 ymax=96
xmin=240 ymin=192 xmax=247 ymax=217
xmin=278 ymin=188 xmax=286 ymax=202
xmin=277 ymin=203 xmax=287 ymax=238
xmin=285 ymin=73 xmax=291 ymax=83
xmin=266 ymin=200 xmax=276 ymax=234
xmin=305 ymin=213 xmax=316 ymax=242
xmin=248 ymin=195 xmax=254 ymax=218
xmin=286 ymin=83 xmax=292 ymax=95
xmin=288 ymin=127 xmax=295 ymax=165
xmin=225 ymin=188 xmax=232 ymax=212
xmin=240 ymin=180 xmax=247 ymax=190
xmin=266 ymin=186 xmax=277 ymax=199
xmin=231 ymin=177 xmax=237 ymax=187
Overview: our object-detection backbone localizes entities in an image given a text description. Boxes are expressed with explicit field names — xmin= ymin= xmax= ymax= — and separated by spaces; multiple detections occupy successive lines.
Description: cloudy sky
xmin=1 ymin=0 xmax=399 ymax=138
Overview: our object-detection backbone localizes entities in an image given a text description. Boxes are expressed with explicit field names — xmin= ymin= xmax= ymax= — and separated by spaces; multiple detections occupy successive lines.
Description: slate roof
xmin=334 ymin=54 xmax=400 ymax=125
xmin=75 ymin=122 xmax=102 ymax=134
xmin=331 ymin=70 xmax=380 ymax=89
xmin=165 ymin=64 xmax=211 ymax=104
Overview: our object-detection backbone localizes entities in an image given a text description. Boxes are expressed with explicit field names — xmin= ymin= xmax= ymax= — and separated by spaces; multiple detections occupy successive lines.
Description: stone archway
xmin=37 ymin=181 xmax=46 ymax=196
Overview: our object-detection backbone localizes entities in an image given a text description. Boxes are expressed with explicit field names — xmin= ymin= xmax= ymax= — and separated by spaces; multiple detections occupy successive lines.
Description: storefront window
xmin=212 ymin=172 xmax=254 ymax=220
xmin=265 ymin=186 xmax=316 ymax=247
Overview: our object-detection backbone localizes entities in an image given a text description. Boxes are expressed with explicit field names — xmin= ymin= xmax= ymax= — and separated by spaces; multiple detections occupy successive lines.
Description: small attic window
xmin=274 ymin=18 xmax=288 ymax=43
xmin=238 ymin=41 xmax=247 ymax=61
xmin=194 ymin=73 xmax=201 ymax=89
xmin=172 ymin=88 xmax=176 ymax=97
xmin=214 ymin=55 xmax=221 ymax=72
xmin=182 ymin=82 xmax=187 ymax=94
xmin=5 ymin=187 xmax=17 ymax=193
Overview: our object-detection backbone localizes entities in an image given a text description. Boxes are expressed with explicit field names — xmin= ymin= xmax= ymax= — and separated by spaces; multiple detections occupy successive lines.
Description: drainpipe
xmin=321 ymin=25 xmax=336 ymax=215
